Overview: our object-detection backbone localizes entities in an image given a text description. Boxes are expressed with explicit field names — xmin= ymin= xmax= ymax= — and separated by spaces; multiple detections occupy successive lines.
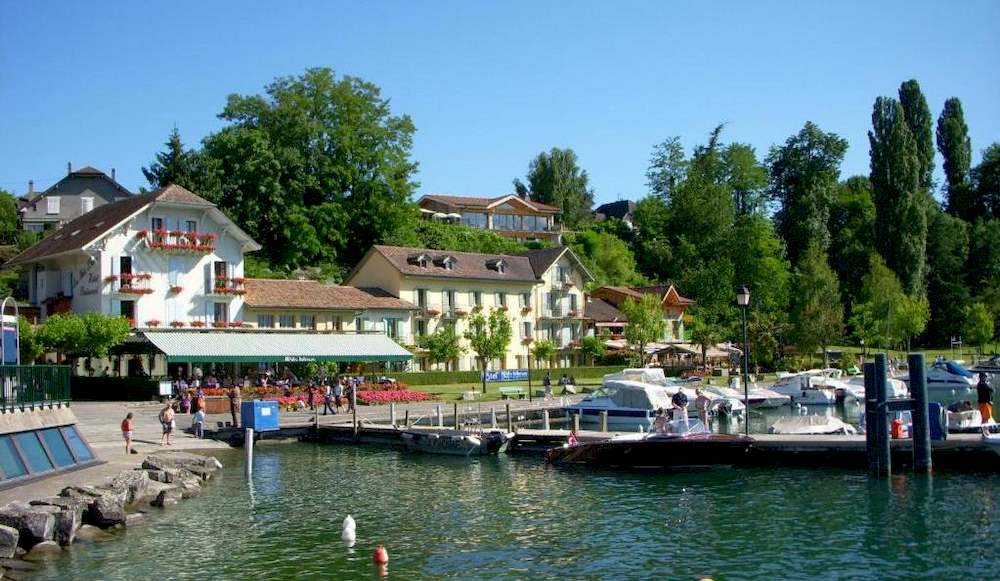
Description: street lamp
xmin=736 ymin=286 xmax=751 ymax=436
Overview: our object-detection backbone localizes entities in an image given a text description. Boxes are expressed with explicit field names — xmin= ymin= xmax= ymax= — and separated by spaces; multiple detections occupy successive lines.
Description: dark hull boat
xmin=545 ymin=431 xmax=754 ymax=469
xmin=400 ymin=429 xmax=509 ymax=456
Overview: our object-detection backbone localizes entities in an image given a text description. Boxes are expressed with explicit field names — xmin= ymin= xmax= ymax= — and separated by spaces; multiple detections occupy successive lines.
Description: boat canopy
xmin=603 ymin=368 xmax=668 ymax=386
xmin=595 ymin=380 xmax=674 ymax=410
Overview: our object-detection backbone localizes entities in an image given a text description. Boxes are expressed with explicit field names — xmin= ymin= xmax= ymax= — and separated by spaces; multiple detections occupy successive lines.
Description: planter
xmin=202 ymin=397 xmax=231 ymax=415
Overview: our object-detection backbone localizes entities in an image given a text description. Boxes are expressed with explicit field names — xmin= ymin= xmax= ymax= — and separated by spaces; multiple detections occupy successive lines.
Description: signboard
xmin=158 ymin=381 xmax=173 ymax=396
xmin=283 ymin=356 xmax=317 ymax=362
xmin=482 ymin=369 xmax=529 ymax=382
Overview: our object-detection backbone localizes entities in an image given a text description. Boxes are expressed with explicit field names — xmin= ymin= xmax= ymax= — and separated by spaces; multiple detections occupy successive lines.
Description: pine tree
xmin=898 ymin=80 xmax=935 ymax=192
xmin=142 ymin=127 xmax=198 ymax=189
xmin=936 ymin=98 xmax=976 ymax=219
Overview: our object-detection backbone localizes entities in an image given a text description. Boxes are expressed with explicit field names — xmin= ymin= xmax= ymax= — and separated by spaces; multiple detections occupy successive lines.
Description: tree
xmin=35 ymin=313 xmax=130 ymax=371
xmin=898 ymin=80 xmax=935 ymax=192
xmin=36 ymin=314 xmax=86 ymax=364
xmin=199 ymin=68 xmax=419 ymax=270
xmin=564 ymin=228 xmax=644 ymax=287
xmin=747 ymin=311 xmax=787 ymax=371
xmin=974 ymin=144 xmax=1000 ymax=218
xmin=768 ymin=122 xmax=848 ymax=266
xmin=828 ymin=176 xmax=875 ymax=308
xmin=620 ymin=294 xmax=666 ymax=365
xmin=893 ymin=294 xmax=930 ymax=352
xmin=790 ymin=244 xmax=843 ymax=367
xmin=17 ymin=316 xmax=44 ymax=363
xmin=924 ymin=209 xmax=970 ymax=344
xmin=963 ymin=302 xmax=994 ymax=355
xmin=936 ymin=98 xmax=975 ymax=219
xmin=688 ymin=305 xmax=726 ymax=369
xmin=530 ymin=339 xmax=556 ymax=369
xmin=646 ymin=137 xmax=688 ymax=201
xmin=869 ymin=96 xmax=926 ymax=296
xmin=142 ymin=127 xmax=203 ymax=191
xmin=728 ymin=215 xmax=791 ymax=316
xmin=579 ymin=335 xmax=606 ymax=366
xmin=0 ymin=190 xmax=18 ymax=233
xmin=513 ymin=148 xmax=595 ymax=228
xmin=417 ymin=325 xmax=464 ymax=371
xmin=413 ymin=220 xmax=531 ymax=255
xmin=464 ymin=309 xmax=513 ymax=393
xmin=723 ymin=143 xmax=769 ymax=216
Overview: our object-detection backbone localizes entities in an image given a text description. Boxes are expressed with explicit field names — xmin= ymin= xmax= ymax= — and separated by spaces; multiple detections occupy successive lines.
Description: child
xmin=192 ymin=407 xmax=206 ymax=439
xmin=121 ymin=412 xmax=134 ymax=454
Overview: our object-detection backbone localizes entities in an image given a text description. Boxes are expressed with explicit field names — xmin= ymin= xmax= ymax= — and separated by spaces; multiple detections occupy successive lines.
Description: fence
xmin=0 ymin=365 xmax=71 ymax=413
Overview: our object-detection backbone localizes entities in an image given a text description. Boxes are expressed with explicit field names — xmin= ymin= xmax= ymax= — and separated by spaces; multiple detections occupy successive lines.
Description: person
xmin=180 ymin=391 xmax=192 ymax=414
xmin=671 ymin=388 xmax=689 ymax=423
xmin=695 ymin=388 xmax=711 ymax=426
xmin=121 ymin=412 xmax=134 ymax=455
xmin=101 ymin=366 xmax=111 ymax=377
xmin=229 ymin=384 xmax=241 ymax=428
xmin=322 ymin=382 xmax=335 ymax=415
xmin=192 ymin=407 xmax=205 ymax=439
xmin=307 ymin=384 xmax=317 ymax=411
xmin=159 ymin=402 xmax=175 ymax=446
xmin=559 ymin=374 xmax=569 ymax=392
xmin=652 ymin=408 xmax=668 ymax=433
xmin=345 ymin=379 xmax=355 ymax=413
xmin=195 ymin=389 xmax=206 ymax=415
xmin=334 ymin=380 xmax=345 ymax=413
xmin=977 ymin=373 xmax=994 ymax=426
xmin=543 ymin=372 xmax=552 ymax=399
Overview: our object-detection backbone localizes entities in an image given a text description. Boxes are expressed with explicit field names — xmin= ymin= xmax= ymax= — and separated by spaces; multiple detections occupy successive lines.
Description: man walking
xmin=977 ymin=373 xmax=994 ymax=427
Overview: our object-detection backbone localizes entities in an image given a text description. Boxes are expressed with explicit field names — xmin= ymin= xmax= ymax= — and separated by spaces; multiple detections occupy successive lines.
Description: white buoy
xmin=342 ymin=515 xmax=357 ymax=545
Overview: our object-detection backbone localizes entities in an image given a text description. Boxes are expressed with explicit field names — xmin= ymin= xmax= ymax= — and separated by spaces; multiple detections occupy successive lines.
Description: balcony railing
xmin=212 ymin=276 xmax=246 ymax=296
xmin=106 ymin=273 xmax=153 ymax=295
xmin=0 ymin=365 xmax=71 ymax=413
xmin=138 ymin=229 xmax=217 ymax=253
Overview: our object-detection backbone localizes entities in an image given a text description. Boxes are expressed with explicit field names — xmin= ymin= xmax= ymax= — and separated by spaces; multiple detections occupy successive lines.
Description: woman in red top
xmin=121 ymin=412 xmax=134 ymax=455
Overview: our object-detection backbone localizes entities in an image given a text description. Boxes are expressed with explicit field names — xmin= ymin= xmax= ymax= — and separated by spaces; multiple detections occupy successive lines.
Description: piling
xmin=599 ymin=410 xmax=608 ymax=432
xmin=404 ymin=410 xmax=410 ymax=428
xmin=390 ymin=403 xmax=397 ymax=427
xmin=436 ymin=404 xmax=443 ymax=427
xmin=506 ymin=403 xmax=513 ymax=432
xmin=864 ymin=362 xmax=876 ymax=472
xmin=491 ymin=408 xmax=497 ymax=429
xmin=909 ymin=352 xmax=932 ymax=472
xmin=874 ymin=353 xmax=891 ymax=476
xmin=542 ymin=410 xmax=550 ymax=430
xmin=244 ymin=428 xmax=254 ymax=477
xmin=453 ymin=403 xmax=460 ymax=430
xmin=573 ymin=413 xmax=580 ymax=434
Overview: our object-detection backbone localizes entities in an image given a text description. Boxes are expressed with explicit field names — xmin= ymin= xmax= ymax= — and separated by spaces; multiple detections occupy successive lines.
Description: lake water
xmin=36 ymin=439 xmax=999 ymax=580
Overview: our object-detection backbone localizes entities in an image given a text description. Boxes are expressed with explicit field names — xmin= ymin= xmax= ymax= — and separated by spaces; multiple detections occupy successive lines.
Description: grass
xmin=412 ymin=376 xmax=603 ymax=402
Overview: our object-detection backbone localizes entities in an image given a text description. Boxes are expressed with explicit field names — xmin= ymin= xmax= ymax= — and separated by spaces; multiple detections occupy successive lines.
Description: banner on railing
xmin=481 ymin=369 xmax=528 ymax=382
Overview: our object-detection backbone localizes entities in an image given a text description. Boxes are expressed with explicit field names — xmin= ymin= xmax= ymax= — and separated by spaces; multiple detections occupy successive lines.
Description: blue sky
xmin=1 ymin=1 xmax=998 ymax=205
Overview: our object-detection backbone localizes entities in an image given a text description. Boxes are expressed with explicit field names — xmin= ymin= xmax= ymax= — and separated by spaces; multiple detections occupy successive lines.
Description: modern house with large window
xmin=590 ymin=285 xmax=693 ymax=342
xmin=344 ymin=244 xmax=593 ymax=371
xmin=18 ymin=165 xmax=133 ymax=234
xmin=417 ymin=194 xmax=562 ymax=243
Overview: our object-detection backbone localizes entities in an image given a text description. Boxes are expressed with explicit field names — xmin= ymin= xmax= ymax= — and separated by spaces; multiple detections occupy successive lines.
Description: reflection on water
xmin=36 ymin=443 xmax=999 ymax=580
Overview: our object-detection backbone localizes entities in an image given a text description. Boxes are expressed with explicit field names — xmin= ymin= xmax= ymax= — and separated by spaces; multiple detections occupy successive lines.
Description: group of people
xmin=303 ymin=377 xmax=356 ymax=415
xmin=542 ymin=373 xmax=577 ymax=399
xmin=651 ymin=387 xmax=712 ymax=433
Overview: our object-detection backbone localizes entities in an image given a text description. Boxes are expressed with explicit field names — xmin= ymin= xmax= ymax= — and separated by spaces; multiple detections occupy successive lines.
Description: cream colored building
xmin=344 ymin=245 xmax=594 ymax=371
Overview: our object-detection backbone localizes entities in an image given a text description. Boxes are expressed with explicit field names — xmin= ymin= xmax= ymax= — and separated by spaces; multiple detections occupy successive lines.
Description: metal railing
xmin=0 ymin=365 xmax=71 ymax=413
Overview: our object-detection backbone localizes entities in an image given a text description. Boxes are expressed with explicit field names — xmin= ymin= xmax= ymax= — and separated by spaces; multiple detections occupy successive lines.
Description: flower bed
xmin=356 ymin=390 xmax=434 ymax=405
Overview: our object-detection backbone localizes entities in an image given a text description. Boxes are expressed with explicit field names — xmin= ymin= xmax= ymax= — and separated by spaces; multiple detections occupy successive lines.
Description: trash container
xmin=240 ymin=400 xmax=280 ymax=432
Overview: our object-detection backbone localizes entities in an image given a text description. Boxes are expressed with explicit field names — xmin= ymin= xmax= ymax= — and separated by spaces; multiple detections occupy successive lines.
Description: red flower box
xmin=200 ymin=233 xmax=218 ymax=242
xmin=154 ymin=229 xmax=169 ymax=237
xmin=146 ymin=320 xmax=161 ymax=327
xmin=118 ymin=287 xmax=154 ymax=295
xmin=170 ymin=286 xmax=183 ymax=293
xmin=169 ymin=230 xmax=183 ymax=237
xmin=522 ymin=336 xmax=535 ymax=344
xmin=135 ymin=229 xmax=148 ymax=239
xmin=104 ymin=275 xmax=118 ymax=283
xmin=128 ymin=318 xmax=136 ymax=327
xmin=190 ymin=321 xmax=206 ymax=328
xmin=499 ymin=305 xmax=509 ymax=312
xmin=170 ymin=321 xmax=186 ymax=328
xmin=212 ymin=321 xmax=228 ymax=328
xmin=228 ymin=321 xmax=245 ymax=328
xmin=232 ymin=277 xmax=246 ymax=285
xmin=355 ymin=390 xmax=435 ymax=405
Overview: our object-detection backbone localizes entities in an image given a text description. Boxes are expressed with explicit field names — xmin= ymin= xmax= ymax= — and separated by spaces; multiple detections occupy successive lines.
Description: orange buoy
xmin=891 ymin=418 xmax=904 ymax=439
xmin=373 ymin=544 xmax=389 ymax=565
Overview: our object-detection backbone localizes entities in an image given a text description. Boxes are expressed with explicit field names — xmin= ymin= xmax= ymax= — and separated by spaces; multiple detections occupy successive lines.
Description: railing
xmin=542 ymin=307 xmax=566 ymax=318
xmin=0 ymin=365 xmax=71 ymax=413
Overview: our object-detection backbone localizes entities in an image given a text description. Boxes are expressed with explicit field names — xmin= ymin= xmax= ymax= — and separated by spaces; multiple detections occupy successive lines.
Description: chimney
xmin=111 ymin=168 xmax=116 ymax=181
xmin=67 ymin=162 xmax=72 ymax=174
xmin=27 ymin=180 xmax=34 ymax=195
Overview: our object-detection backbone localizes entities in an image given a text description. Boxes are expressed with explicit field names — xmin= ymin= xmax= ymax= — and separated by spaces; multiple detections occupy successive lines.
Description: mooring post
xmin=599 ymin=410 xmax=608 ymax=433
xmin=864 ymin=362 xmax=877 ymax=472
xmin=404 ymin=409 xmax=410 ymax=428
xmin=389 ymin=403 xmax=397 ymax=427
xmin=491 ymin=407 xmax=497 ymax=429
xmin=908 ymin=352 xmax=932 ymax=473
xmin=874 ymin=353 xmax=891 ymax=477
xmin=542 ymin=409 xmax=550 ymax=430
xmin=244 ymin=428 xmax=254 ymax=477
xmin=436 ymin=404 xmax=443 ymax=427
xmin=453 ymin=402 xmax=460 ymax=430
xmin=573 ymin=412 xmax=580 ymax=434
xmin=506 ymin=403 xmax=513 ymax=432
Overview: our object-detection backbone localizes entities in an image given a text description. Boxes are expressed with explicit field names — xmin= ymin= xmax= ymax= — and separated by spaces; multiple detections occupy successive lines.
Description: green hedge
xmin=393 ymin=365 xmax=631 ymax=386
xmin=71 ymin=376 xmax=160 ymax=401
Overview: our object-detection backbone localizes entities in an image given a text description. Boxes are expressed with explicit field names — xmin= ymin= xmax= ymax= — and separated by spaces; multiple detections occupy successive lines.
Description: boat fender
xmin=373 ymin=544 xmax=389 ymax=564
xmin=342 ymin=515 xmax=357 ymax=544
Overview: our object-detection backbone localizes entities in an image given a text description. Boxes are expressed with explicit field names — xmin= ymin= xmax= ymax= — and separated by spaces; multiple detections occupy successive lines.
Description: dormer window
xmin=434 ymin=255 xmax=456 ymax=270
xmin=486 ymin=258 xmax=507 ymax=274
xmin=407 ymin=253 xmax=430 ymax=268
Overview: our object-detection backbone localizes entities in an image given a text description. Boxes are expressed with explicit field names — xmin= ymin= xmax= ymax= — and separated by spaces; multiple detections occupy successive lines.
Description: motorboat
xmin=710 ymin=381 xmax=791 ymax=408
xmin=399 ymin=429 xmax=509 ymax=456
xmin=768 ymin=369 xmax=856 ymax=405
xmin=984 ymin=434 xmax=1000 ymax=453
xmin=903 ymin=359 xmax=975 ymax=402
xmin=841 ymin=375 xmax=908 ymax=400
xmin=563 ymin=369 xmax=742 ymax=431
xmin=769 ymin=415 xmax=857 ymax=435
xmin=544 ymin=420 xmax=754 ymax=469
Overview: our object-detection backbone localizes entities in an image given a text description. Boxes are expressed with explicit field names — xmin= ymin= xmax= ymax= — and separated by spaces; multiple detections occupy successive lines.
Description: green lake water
xmin=37 ymin=442 xmax=999 ymax=580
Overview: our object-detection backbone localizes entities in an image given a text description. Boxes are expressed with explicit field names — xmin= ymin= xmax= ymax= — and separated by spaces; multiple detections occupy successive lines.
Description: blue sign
xmin=482 ymin=369 xmax=529 ymax=382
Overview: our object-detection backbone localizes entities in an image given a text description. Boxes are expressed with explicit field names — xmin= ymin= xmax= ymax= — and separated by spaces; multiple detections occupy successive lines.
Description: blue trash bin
xmin=927 ymin=402 xmax=945 ymax=441
xmin=240 ymin=400 xmax=280 ymax=432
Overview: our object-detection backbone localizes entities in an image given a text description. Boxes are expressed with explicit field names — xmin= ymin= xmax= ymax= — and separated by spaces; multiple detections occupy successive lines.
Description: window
xmin=461 ymin=212 xmax=487 ymax=228
xmin=185 ymin=220 xmax=197 ymax=233
xmin=14 ymin=432 xmax=53 ymax=473
xmin=81 ymin=197 xmax=94 ymax=214
xmin=570 ymin=293 xmax=578 ymax=313
xmin=257 ymin=314 xmax=275 ymax=328
xmin=416 ymin=319 xmax=427 ymax=336
xmin=278 ymin=315 xmax=294 ymax=328
xmin=416 ymin=289 xmax=428 ymax=308
xmin=151 ymin=217 xmax=164 ymax=231
xmin=496 ymin=292 xmax=506 ymax=307
xmin=384 ymin=318 xmax=399 ymax=339
xmin=522 ymin=321 xmax=532 ymax=338
xmin=119 ymin=256 xmax=133 ymax=279
xmin=444 ymin=290 xmax=456 ymax=309
xmin=46 ymin=197 xmax=60 ymax=214
xmin=521 ymin=292 xmax=531 ymax=309
xmin=213 ymin=303 xmax=229 ymax=323
xmin=300 ymin=314 xmax=316 ymax=329
xmin=120 ymin=300 xmax=135 ymax=321
xmin=355 ymin=317 xmax=364 ymax=331
xmin=0 ymin=436 xmax=28 ymax=479
xmin=473 ymin=291 xmax=482 ymax=306
xmin=442 ymin=257 xmax=454 ymax=271
xmin=40 ymin=429 xmax=74 ymax=468
xmin=333 ymin=316 xmax=343 ymax=331
xmin=60 ymin=426 xmax=93 ymax=462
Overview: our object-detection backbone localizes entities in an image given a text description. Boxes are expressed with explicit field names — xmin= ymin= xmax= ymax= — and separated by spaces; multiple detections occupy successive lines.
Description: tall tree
xmin=417 ymin=326 xmax=464 ymax=371
xmin=0 ymin=190 xmax=19 ymax=233
xmin=142 ymin=127 xmax=202 ymax=191
xmin=723 ymin=143 xmax=769 ymax=216
xmin=936 ymin=98 xmax=975 ymax=219
xmin=869 ymin=96 xmax=926 ymax=296
xmin=924 ymin=209 xmax=970 ymax=344
xmin=963 ymin=302 xmax=994 ymax=356
xmin=620 ymin=294 xmax=666 ymax=365
xmin=564 ymin=228 xmax=644 ymax=287
xmin=199 ymin=68 xmax=419 ymax=270
xmin=768 ymin=122 xmax=848 ymax=267
xmin=513 ymin=148 xmax=594 ymax=228
xmin=790 ymin=244 xmax=843 ymax=367
xmin=464 ymin=309 xmax=513 ymax=393
xmin=828 ymin=176 xmax=875 ymax=308
xmin=646 ymin=136 xmax=688 ymax=201
xmin=898 ymin=80 xmax=935 ymax=192
xmin=974 ymin=144 xmax=1000 ymax=218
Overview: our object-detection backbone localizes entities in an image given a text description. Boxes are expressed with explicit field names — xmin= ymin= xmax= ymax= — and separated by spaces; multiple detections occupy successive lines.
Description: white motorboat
xmin=705 ymin=385 xmax=790 ymax=409
xmin=399 ymin=429 xmax=509 ymax=456
xmin=903 ymin=359 xmax=976 ymax=402
xmin=564 ymin=369 xmax=742 ymax=431
xmin=768 ymin=369 xmax=856 ymax=405
xmin=842 ymin=375 xmax=908 ymax=400
xmin=769 ymin=415 xmax=857 ymax=435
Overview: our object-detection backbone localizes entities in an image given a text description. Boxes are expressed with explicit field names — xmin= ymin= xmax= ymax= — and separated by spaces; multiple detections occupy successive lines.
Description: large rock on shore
xmin=73 ymin=524 xmax=112 ymax=543
xmin=57 ymin=487 xmax=126 ymax=529
xmin=0 ymin=525 xmax=18 ymax=558
xmin=0 ymin=503 xmax=54 ymax=548
xmin=22 ymin=540 xmax=60 ymax=562
xmin=110 ymin=470 xmax=151 ymax=505
xmin=142 ymin=452 xmax=220 ymax=482
xmin=151 ymin=488 xmax=182 ymax=508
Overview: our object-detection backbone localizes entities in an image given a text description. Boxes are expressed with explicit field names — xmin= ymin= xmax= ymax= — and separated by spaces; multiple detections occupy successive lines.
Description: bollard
xmin=404 ymin=409 xmax=410 ymax=428
xmin=506 ymin=403 xmax=513 ymax=432
xmin=599 ymin=410 xmax=608 ymax=432
xmin=436 ymin=404 xmax=443 ymax=427
xmin=491 ymin=408 xmax=497 ymax=429
xmin=573 ymin=413 xmax=580 ymax=434
xmin=909 ymin=352 xmax=932 ymax=473
xmin=390 ymin=403 xmax=397 ymax=427
xmin=874 ymin=353 xmax=891 ymax=477
xmin=244 ymin=428 xmax=254 ymax=477
xmin=542 ymin=410 xmax=550 ymax=430
xmin=864 ymin=362 xmax=877 ymax=472
xmin=454 ymin=403 xmax=460 ymax=430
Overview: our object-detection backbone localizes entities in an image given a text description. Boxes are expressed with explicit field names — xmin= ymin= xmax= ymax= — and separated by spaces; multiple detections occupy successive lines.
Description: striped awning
xmin=141 ymin=331 xmax=412 ymax=363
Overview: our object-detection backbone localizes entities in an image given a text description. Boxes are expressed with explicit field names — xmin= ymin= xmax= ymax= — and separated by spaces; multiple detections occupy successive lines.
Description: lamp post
xmin=736 ymin=286 xmax=751 ymax=436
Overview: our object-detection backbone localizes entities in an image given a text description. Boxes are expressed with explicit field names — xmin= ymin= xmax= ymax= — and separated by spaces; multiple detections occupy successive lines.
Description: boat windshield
xmin=656 ymin=419 xmax=708 ymax=435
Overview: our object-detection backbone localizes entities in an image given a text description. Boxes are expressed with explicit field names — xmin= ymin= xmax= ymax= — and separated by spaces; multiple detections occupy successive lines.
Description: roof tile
xmin=244 ymin=279 xmax=415 ymax=310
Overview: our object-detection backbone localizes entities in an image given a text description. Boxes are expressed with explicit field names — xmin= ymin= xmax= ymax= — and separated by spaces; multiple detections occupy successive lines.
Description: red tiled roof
xmin=420 ymin=194 xmax=560 ymax=214
xmin=244 ymin=279 xmax=416 ymax=310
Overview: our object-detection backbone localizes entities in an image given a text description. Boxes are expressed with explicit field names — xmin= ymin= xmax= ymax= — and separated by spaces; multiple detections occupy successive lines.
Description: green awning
xmin=141 ymin=331 xmax=412 ymax=363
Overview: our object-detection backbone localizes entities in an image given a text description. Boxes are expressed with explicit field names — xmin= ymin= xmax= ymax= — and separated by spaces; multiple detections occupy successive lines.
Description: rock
xmin=0 ymin=558 xmax=40 ymax=571
xmin=73 ymin=524 xmax=112 ymax=543
xmin=125 ymin=512 xmax=146 ymax=527
xmin=0 ymin=525 xmax=18 ymax=559
xmin=58 ymin=485 xmax=104 ymax=501
xmin=143 ymin=452 xmax=220 ymax=482
xmin=86 ymin=495 xmax=125 ymax=529
xmin=179 ymin=480 xmax=201 ymax=499
xmin=210 ymin=457 xmax=224 ymax=470
xmin=53 ymin=508 xmax=80 ymax=546
xmin=144 ymin=469 xmax=169 ymax=483
xmin=14 ymin=546 xmax=25 ymax=557
xmin=151 ymin=488 xmax=182 ymax=508
xmin=110 ymin=470 xmax=150 ymax=505
xmin=0 ymin=502 xmax=55 ymax=548
xmin=22 ymin=540 xmax=60 ymax=562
